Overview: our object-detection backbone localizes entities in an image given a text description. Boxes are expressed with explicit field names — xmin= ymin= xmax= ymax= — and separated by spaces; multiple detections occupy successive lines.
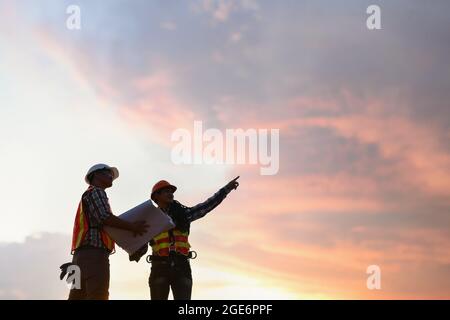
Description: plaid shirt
xmin=80 ymin=186 xmax=113 ymax=251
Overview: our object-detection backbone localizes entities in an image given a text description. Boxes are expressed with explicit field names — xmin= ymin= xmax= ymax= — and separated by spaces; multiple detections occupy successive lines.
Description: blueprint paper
xmin=104 ymin=200 xmax=175 ymax=255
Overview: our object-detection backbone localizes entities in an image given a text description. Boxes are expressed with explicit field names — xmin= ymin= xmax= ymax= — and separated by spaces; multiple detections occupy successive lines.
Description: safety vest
xmin=151 ymin=229 xmax=190 ymax=256
xmin=71 ymin=188 xmax=115 ymax=253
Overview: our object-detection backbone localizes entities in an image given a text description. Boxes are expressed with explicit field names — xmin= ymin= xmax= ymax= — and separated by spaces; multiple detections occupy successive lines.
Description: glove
xmin=129 ymin=244 xmax=148 ymax=262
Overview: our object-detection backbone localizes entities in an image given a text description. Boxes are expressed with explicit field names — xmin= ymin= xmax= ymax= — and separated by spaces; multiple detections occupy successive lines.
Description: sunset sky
xmin=1 ymin=0 xmax=450 ymax=299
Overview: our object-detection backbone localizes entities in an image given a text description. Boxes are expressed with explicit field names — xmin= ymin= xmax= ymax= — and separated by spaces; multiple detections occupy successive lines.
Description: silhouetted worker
xmin=68 ymin=163 xmax=148 ymax=300
xmin=131 ymin=176 xmax=240 ymax=300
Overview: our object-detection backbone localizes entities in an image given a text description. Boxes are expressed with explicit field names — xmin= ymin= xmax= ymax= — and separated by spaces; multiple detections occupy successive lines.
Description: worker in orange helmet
xmin=131 ymin=176 xmax=240 ymax=300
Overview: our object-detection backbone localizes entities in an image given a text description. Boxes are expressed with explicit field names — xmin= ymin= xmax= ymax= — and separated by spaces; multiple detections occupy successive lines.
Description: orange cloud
xmin=118 ymin=72 xmax=196 ymax=146
xmin=212 ymin=93 xmax=450 ymax=200
xmin=300 ymin=115 xmax=450 ymax=199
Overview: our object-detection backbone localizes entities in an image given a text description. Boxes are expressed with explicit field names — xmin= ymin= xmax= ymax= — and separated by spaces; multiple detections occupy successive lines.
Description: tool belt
xmin=146 ymin=251 xmax=197 ymax=264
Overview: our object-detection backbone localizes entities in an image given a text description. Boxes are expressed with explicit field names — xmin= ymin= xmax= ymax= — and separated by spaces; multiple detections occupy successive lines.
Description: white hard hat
xmin=85 ymin=163 xmax=119 ymax=184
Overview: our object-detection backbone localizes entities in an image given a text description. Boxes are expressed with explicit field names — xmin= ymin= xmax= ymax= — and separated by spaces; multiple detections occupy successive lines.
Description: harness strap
xmin=146 ymin=251 xmax=197 ymax=264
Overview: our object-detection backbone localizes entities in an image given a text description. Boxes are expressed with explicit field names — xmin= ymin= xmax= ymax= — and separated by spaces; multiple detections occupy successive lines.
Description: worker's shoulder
xmin=82 ymin=186 xmax=107 ymax=198
xmin=171 ymin=200 xmax=189 ymax=212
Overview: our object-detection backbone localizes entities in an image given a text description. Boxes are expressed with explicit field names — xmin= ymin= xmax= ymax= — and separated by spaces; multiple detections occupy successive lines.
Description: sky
xmin=1 ymin=0 xmax=450 ymax=299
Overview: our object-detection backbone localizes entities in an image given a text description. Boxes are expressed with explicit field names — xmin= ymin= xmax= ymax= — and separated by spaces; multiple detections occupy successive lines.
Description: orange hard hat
xmin=151 ymin=180 xmax=177 ymax=200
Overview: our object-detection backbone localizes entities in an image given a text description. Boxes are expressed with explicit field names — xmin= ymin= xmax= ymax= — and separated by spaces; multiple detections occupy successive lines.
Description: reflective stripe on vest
xmin=151 ymin=229 xmax=190 ymax=256
xmin=71 ymin=190 xmax=115 ymax=253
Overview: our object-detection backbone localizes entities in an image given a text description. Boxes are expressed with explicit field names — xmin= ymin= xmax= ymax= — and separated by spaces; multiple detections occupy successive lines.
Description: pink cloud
xmin=212 ymin=92 xmax=450 ymax=199
xmin=19 ymin=18 xmax=450 ymax=299
xmin=118 ymin=72 xmax=196 ymax=146
xmin=31 ymin=27 xmax=197 ymax=147
xmin=192 ymin=220 xmax=450 ymax=299
xmin=301 ymin=115 xmax=450 ymax=198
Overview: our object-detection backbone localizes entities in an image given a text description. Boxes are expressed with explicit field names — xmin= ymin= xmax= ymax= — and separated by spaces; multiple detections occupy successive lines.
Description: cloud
xmin=160 ymin=21 xmax=177 ymax=31
xmin=192 ymin=0 xmax=260 ymax=22
xmin=229 ymin=31 xmax=243 ymax=43
xmin=118 ymin=71 xmax=197 ymax=146
xmin=191 ymin=213 xmax=450 ymax=299
xmin=305 ymin=115 xmax=450 ymax=198
xmin=0 ymin=233 xmax=71 ymax=299
xmin=2 ymin=0 xmax=450 ymax=299
xmin=211 ymin=90 xmax=450 ymax=201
